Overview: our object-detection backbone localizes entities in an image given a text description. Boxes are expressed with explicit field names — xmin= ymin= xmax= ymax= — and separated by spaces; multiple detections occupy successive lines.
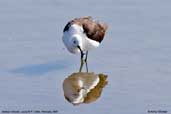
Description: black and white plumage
xmin=62 ymin=16 xmax=108 ymax=72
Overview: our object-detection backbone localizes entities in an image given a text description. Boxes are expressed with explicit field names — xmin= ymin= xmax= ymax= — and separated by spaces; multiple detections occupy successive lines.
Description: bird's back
xmin=63 ymin=16 xmax=108 ymax=43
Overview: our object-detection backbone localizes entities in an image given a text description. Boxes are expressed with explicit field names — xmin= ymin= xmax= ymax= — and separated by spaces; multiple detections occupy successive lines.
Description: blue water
xmin=0 ymin=0 xmax=171 ymax=114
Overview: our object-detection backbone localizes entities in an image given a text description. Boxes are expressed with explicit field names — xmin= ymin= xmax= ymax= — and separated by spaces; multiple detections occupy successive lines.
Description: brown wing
xmin=81 ymin=17 xmax=108 ymax=43
xmin=63 ymin=16 xmax=108 ymax=43
xmin=63 ymin=16 xmax=92 ymax=32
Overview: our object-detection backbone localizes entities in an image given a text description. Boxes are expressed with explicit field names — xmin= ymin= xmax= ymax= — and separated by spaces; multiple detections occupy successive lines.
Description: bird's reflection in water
xmin=63 ymin=72 xmax=108 ymax=105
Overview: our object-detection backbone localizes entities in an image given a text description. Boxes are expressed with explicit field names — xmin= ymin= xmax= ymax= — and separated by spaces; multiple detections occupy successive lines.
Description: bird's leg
xmin=77 ymin=45 xmax=84 ymax=72
xmin=85 ymin=51 xmax=88 ymax=72
xmin=79 ymin=51 xmax=84 ymax=72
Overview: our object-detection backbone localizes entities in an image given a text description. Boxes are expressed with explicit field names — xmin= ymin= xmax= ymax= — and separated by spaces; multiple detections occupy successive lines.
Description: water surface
xmin=0 ymin=0 xmax=171 ymax=113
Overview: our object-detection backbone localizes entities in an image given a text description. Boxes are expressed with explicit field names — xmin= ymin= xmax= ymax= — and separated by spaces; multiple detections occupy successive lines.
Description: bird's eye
xmin=73 ymin=40 xmax=77 ymax=44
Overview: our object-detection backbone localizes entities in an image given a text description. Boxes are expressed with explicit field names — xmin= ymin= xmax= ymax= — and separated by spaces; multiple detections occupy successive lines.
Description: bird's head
xmin=70 ymin=34 xmax=83 ymax=53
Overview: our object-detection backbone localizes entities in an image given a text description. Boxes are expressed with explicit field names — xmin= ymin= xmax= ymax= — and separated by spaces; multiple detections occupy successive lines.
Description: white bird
xmin=62 ymin=16 xmax=108 ymax=72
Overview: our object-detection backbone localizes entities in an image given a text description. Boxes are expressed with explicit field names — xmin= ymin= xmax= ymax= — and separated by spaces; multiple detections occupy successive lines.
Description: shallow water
xmin=0 ymin=0 xmax=171 ymax=113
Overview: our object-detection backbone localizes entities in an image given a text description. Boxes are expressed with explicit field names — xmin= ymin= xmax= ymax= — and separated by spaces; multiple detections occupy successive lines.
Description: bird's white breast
xmin=62 ymin=24 xmax=100 ymax=54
